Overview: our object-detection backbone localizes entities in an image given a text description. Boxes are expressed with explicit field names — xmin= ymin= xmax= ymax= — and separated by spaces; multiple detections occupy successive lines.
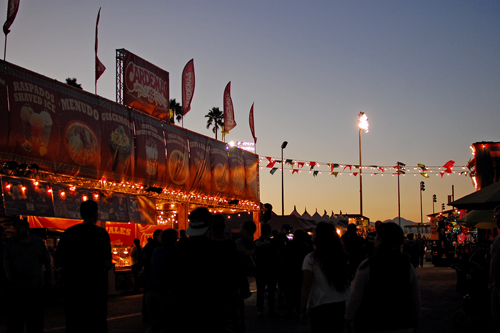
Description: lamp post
xmin=358 ymin=112 xmax=369 ymax=217
xmin=281 ymin=141 xmax=288 ymax=216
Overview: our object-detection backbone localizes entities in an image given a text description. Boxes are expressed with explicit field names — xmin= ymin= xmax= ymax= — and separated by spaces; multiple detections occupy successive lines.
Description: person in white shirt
xmin=300 ymin=222 xmax=350 ymax=333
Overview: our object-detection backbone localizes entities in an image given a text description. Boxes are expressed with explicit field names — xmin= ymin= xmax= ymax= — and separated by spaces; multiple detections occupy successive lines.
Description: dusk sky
xmin=3 ymin=1 xmax=499 ymax=223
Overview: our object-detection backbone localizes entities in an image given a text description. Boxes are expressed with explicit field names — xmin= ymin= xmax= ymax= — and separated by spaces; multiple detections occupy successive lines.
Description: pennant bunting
xmin=331 ymin=172 xmax=339 ymax=177
xmin=313 ymin=171 xmax=319 ymax=177
xmin=420 ymin=173 xmax=429 ymax=178
xmin=266 ymin=161 xmax=277 ymax=169
xmin=353 ymin=172 xmax=358 ymax=177
xmin=443 ymin=160 xmax=455 ymax=173
xmin=270 ymin=168 xmax=278 ymax=175
xmin=266 ymin=156 xmax=273 ymax=163
xmin=344 ymin=165 xmax=352 ymax=171
xmin=378 ymin=167 xmax=385 ymax=172
xmin=285 ymin=159 xmax=294 ymax=166
xmin=298 ymin=162 xmax=305 ymax=168
xmin=292 ymin=169 xmax=299 ymax=174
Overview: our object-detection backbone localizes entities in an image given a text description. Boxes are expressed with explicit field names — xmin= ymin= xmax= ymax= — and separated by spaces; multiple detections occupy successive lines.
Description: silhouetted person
xmin=300 ymin=222 xmax=350 ymax=332
xmin=141 ymin=228 xmax=162 ymax=322
xmin=341 ymin=224 xmax=366 ymax=279
xmin=4 ymin=218 xmax=54 ymax=333
xmin=54 ymin=200 xmax=111 ymax=333
xmin=178 ymin=229 xmax=188 ymax=242
xmin=164 ymin=208 xmax=236 ymax=332
xmin=283 ymin=229 xmax=313 ymax=317
xmin=364 ymin=221 xmax=383 ymax=258
xmin=142 ymin=229 xmax=162 ymax=284
xmin=131 ymin=238 xmax=142 ymax=293
xmin=276 ymin=223 xmax=293 ymax=308
xmin=489 ymin=205 xmax=500 ymax=325
xmin=144 ymin=229 xmax=177 ymax=333
xmin=403 ymin=233 xmax=420 ymax=269
xmin=345 ymin=222 xmax=421 ymax=332
xmin=0 ymin=223 xmax=7 ymax=323
xmin=235 ymin=220 xmax=257 ymax=331
xmin=211 ymin=214 xmax=241 ymax=329
xmin=254 ymin=223 xmax=280 ymax=316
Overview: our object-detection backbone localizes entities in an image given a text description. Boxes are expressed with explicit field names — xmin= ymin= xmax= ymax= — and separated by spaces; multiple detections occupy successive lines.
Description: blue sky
xmin=3 ymin=0 xmax=499 ymax=222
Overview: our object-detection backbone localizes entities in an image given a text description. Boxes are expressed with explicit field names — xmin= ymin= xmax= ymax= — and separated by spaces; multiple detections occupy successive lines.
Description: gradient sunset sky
xmin=3 ymin=1 xmax=499 ymax=222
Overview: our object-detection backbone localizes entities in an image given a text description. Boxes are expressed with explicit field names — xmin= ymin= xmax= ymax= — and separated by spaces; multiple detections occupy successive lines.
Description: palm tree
xmin=168 ymin=99 xmax=183 ymax=124
xmin=205 ymin=107 xmax=224 ymax=140
xmin=65 ymin=77 xmax=82 ymax=90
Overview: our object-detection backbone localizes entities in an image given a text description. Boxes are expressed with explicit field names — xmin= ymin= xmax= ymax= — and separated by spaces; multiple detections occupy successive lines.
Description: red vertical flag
xmin=181 ymin=59 xmax=195 ymax=116
xmin=249 ymin=103 xmax=256 ymax=143
xmin=223 ymin=82 xmax=236 ymax=132
xmin=95 ymin=7 xmax=106 ymax=82
xmin=3 ymin=0 xmax=20 ymax=35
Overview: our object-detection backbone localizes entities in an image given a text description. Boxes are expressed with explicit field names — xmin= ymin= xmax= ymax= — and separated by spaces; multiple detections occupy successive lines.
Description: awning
xmin=450 ymin=181 xmax=500 ymax=211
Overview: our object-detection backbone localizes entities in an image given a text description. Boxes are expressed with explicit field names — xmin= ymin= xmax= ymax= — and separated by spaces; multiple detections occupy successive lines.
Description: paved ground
xmin=244 ymin=260 xmax=494 ymax=333
xmin=0 ymin=259 xmax=495 ymax=332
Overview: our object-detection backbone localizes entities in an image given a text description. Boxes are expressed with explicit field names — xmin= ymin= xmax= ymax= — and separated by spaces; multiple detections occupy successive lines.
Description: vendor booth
xmin=0 ymin=57 xmax=260 ymax=292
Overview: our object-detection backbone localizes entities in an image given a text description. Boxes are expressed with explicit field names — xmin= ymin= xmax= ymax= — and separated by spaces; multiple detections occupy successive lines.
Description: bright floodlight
xmin=358 ymin=112 xmax=369 ymax=133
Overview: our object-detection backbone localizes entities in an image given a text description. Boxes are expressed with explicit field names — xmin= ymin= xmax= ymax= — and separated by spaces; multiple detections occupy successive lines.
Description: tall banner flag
xmin=249 ymin=103 xmax=256 ymax=143
xmin=3 ymin=0 xmax=19 ymax=35
xmin=224 ymin=82 xmax=236 ymax=132
xmin=95 ymin=8 xmax=106 ymax=84
xmin=181 ymin=59 xmax=195 ymax=116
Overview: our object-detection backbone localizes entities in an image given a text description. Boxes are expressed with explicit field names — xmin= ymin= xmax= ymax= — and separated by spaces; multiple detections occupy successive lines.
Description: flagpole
xmin=3 ymin=35 xmax=7 ymax=61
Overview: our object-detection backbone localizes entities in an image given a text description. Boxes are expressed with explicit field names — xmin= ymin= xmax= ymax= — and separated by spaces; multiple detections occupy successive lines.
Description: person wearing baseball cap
xmin=164 ymin=207 xmax=237 ymax=332
xmin=185 ymin=207 xmax=212 ymax=237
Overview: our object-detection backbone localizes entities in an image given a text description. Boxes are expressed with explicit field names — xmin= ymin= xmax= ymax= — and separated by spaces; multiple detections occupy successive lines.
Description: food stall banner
xmin=97 ymin=191 xmax=129 ymax=222
xmin=5 ymin=72 xmax=61 ymax=170
xmin=122 ymin=50 xmax=170 ymax=120
xmin=28 ymin=216 xmax=81 ymax=230
xmin=228 ymin=147 xmax=246 ymax=198
xmin=128 ymin=194 xmax=156 ymax=224
xmin=100 ymin=100 xmax=135 ymax=182
xmin=56 ymin=90 xmax=102 ymax=179
xmin=52 ymin=184 xmax=94 ymax=219
xmin=1 ymin=177 xmax=54 ymax=216
xmin=106 ymin=222 xmax=135 ymax=246
xmin=186 ymin=131 xmax=211 ymax=193
xmin=243 ymin=150 xmax=259 ymax=201
xmin=210 ymin=140 xmax=230 ymax=197
xmin=132 ymin=112 xmax=166 ymax=186
xmin=164 ymin=126 xmax=189 ymax=190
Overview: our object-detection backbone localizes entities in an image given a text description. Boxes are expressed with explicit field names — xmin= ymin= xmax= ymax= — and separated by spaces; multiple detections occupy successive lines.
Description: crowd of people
xmin=5 ymin=201 xmax=500 ymax=332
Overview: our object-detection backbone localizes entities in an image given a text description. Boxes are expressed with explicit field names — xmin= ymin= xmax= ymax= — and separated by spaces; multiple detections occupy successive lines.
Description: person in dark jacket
xmin=254 ymin=223 xmax=280 ymax=316
xmin=341 ymin=224 xmax=366 ymax=279
xmin=344 ymin=222 xmax=421 ymax=333
xmin=4 ymin=218 xmax=54 ymax=333
xmin=403 ymin=233 xmax=420 ymax=269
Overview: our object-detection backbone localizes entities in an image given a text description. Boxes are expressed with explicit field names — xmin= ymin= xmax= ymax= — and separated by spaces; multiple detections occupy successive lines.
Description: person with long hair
xmin=300 ymin=222 xmax=350 ymax=332
xmin=344 ymin=222 xmax=421 ymax=333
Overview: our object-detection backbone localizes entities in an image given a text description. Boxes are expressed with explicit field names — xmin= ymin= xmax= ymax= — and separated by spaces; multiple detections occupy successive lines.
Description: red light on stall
xmin=82 ymin=195 xmax=88 ymax=201
xmin=5 ymin=184 xmax=11 ymax=189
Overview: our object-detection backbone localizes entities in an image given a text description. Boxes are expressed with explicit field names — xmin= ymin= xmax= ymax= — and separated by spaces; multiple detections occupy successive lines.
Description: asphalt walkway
xmin=244 ymin=260 xmax=494 ymax=333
